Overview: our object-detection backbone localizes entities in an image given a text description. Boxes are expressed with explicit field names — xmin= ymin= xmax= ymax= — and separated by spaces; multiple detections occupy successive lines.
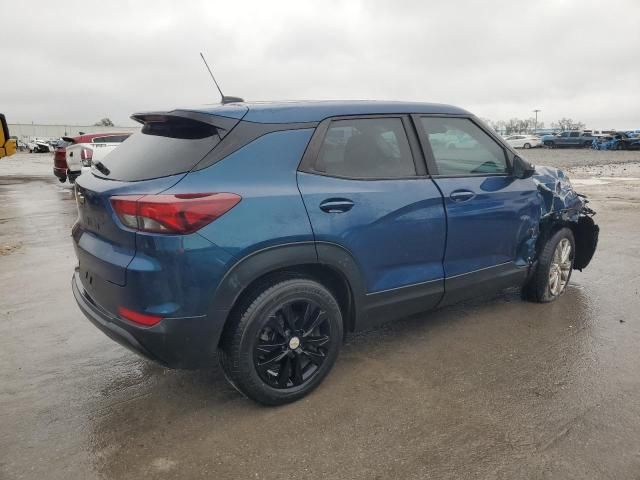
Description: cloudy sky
xmin=3 ymin=0 xmax=639 ymax=129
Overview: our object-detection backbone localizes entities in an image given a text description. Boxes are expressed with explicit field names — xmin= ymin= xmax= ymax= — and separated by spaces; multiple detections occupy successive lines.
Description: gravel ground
xmin=522 ymin=146 xmax=640 ymax=169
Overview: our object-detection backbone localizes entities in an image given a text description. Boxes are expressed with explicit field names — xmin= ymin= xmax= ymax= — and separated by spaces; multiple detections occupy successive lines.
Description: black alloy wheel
xmin=253 ymin=300 xmax=331 ymax=389
xmin=219 ymin=277 xmax=343 ymax=405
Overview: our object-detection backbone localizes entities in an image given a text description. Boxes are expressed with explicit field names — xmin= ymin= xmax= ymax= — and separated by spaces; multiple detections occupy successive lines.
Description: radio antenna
xmin=199 ymin=52 xmax=244 ymax=104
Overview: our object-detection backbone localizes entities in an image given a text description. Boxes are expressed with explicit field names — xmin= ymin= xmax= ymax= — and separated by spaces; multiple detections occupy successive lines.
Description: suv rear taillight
xmin=110 ymin=193 xmax=241 ymax=234
xmin=54 ymin=150 xmax=68 ymax=169
xmin=80 ymin=147 xmax=93 ymax=167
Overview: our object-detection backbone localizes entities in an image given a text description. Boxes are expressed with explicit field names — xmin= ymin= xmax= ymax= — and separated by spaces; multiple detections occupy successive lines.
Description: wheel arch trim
xmin=209 ymin=241 xmax=367 ymax=342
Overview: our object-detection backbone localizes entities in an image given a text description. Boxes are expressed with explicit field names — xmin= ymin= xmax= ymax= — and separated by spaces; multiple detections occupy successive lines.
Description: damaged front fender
xmin=530 ymin=166 xmax=599 ymax=271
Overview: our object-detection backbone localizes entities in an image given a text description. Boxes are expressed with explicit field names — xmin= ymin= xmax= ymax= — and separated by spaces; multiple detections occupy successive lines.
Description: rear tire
xmin=219 ymin=277 xmax=343 ymax=405
xmin=523 ymin=228 xmax=575 ymax=303
xmin=523 ymin=143 xmax=531 ymax=149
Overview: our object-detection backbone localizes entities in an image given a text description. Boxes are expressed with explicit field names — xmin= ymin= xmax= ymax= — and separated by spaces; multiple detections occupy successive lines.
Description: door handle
xmin=319 ymin=198 xmax=354 ymax=213
xmin=449 ymin=190 xmax=475 ymax=202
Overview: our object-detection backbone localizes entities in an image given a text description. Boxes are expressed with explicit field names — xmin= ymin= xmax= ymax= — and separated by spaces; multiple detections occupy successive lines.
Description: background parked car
xmin=53 ymin=138 xmax=75 ymax=182
xmin=504 ymin=134 xmax=541 ymax=149
xmin=28 ymin=138 xmax=54 ymax=153
xmin=592 ymin=131 xmax=640 ymax=151
xmin=53 ymin=132 xmax=131 ymax=183
xmin=542 ymin=131 xmax=595 ymax=148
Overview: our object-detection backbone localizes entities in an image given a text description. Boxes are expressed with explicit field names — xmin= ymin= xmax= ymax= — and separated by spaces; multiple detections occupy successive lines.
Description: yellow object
xmin=0 ymin=113 xmax=17 ymax=158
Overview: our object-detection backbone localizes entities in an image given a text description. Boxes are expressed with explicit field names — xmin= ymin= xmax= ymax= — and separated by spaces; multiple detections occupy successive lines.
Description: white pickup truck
xmin=66 ymin=133 xmax=131 ymax=181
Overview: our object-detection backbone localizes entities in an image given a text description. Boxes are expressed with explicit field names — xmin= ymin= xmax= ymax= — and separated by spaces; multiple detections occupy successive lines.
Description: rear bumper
xmin=72 ymin=269 xmax=227 ymax=369
xmin=67 ymin=170 xmax=81 ymax=183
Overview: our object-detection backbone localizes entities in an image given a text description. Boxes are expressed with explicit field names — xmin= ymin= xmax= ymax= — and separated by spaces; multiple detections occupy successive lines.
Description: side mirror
xmin=0 ymin=113 xmax=17 ymax=159
xmin=512 ymin=155 xmax=535 ymax=179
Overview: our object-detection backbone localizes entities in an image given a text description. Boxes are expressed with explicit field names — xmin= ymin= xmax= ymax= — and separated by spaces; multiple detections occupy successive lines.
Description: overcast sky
xmin=3 ymin=0 xmax=639 ymax=129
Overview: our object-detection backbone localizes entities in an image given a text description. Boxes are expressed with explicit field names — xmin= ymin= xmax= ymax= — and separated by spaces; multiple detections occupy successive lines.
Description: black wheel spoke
xmin=292 ymin=355 xmax=303 ymax=386
xmin=300 ymin=302 xmax=314 ymax=330
xmin=255 ymin=342 xmax=287 ymax=354
xmin=258 ymin=350 xmax=288 ymax=367
xmin=304 ymin=335 xmax=330 ymax=347
xmin=300 ymin=348 xmax=325 ymax=366
xmin=278 ymin=356 xmax=292 ymax=388
xmin=303 ymin=310 xmax=326 ymax=337
xmin=266 ymin=314 xmax=286 ymax=338
xmin=280 ymin=303 xmax=298 ymax=331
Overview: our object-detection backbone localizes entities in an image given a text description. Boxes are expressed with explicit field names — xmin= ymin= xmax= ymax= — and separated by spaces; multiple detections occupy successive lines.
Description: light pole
xmin=533 ymin=109 xmax=541 ymax=134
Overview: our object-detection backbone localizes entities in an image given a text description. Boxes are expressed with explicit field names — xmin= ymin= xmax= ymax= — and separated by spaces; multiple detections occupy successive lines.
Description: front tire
xmin=219 ymin=277 xmax=343 ymax=405
xmin=523 ymin=143 xmax=531 ymax=149
xmin=523 ymin=228 xmax=575 ymax=303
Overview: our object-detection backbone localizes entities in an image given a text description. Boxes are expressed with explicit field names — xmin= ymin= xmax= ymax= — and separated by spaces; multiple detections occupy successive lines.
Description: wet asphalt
xmin=1 ymin=151 xmax=640 ymax=479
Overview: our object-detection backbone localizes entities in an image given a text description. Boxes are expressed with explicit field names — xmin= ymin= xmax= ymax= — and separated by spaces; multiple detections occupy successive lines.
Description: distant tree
xmin=480 ymin=118 xmax=493 ymax=128
xmin=94 ymin=117 xmax=114 ymax=127
xmin=502 ymin=117 xmax=547 ymax=134
xmin=505 ymin=118 xmax=525 ymax=135
xmin=492 ymin=120 xmax=506 ymax=133
xmin=471 ymin=117 xmax=544 ymax=135
xmin=552 ymin=118 xmax=585 ymax=131
xmin=480 ymin=118 xmax=507 ymax=134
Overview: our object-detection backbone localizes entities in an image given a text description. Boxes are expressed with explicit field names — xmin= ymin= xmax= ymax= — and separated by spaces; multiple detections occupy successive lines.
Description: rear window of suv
xmin=92 ymin=117 xmax=221 ymax=181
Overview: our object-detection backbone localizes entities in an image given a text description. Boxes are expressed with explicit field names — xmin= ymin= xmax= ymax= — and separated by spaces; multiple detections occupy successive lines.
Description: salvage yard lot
xmin=2 ymin=150 xmax=640 ymax=479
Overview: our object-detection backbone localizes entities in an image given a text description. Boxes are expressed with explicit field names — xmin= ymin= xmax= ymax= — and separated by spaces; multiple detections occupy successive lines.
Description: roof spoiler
xmin=130 ymin=109 xmax=240 ymax=133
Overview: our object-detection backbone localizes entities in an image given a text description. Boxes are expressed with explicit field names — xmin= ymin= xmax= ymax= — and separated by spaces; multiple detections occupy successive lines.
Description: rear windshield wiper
xmin=93 ymin=161 xmax=111 ymax=176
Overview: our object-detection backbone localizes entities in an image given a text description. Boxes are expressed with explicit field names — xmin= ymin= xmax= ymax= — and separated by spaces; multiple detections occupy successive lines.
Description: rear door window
xmin=420 ymin=117 xmax=508 ymax=176
xmin=312 ymin=117 xmax=416 ymax=179
xmin=93 ymin=117 xmax=222 ymax=181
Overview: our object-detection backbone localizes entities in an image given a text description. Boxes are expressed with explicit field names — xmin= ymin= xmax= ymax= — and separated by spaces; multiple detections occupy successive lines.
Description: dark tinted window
xmin=94 ymin=117 xmax=220 ymax=181
xmin=421 ymin=117 xmax=507 ymax=176
xmin=93 ymin=135 xmax=130 ymax=143
xmin=313 ymin=118 xmax=416 ymax=179
xmin=569 ymin=132 xmax=580 ymax=137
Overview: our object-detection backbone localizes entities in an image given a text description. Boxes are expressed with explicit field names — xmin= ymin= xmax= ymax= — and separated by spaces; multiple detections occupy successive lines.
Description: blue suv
xmin=72 ymin=101 xmax=599 ymax=405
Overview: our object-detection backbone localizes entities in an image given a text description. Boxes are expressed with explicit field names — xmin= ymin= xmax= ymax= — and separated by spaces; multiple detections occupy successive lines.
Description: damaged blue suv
xmin=72 ymin=101 xmax=599 ymax=405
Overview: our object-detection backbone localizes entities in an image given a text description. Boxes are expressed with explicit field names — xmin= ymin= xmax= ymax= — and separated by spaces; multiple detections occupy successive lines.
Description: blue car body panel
xmin=433 ymin=175 xmax=541 ymax=277
xmin=168 ymin=129 xmax=316 ymax=259
xmin=180 ymin=104 xmax=249 ymax=120
xmin=73 ymin=171 xmax=237 ymax=319
xmin=297 ymin=172 xmax=446 ymax=293
xmin=191 ymin=101 xmax=470 ymax=124
xmin=73 ymin=173 xmax=185 ymax=286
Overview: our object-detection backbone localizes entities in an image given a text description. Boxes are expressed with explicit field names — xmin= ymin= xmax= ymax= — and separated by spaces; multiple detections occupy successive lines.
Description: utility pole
xmin=533 ymin=109 xmax=541 ymax=134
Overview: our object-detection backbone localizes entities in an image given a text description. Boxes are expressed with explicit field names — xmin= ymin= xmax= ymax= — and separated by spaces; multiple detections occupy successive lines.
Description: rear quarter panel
xmin=165 ymin=128 xmax=317 ymax=259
